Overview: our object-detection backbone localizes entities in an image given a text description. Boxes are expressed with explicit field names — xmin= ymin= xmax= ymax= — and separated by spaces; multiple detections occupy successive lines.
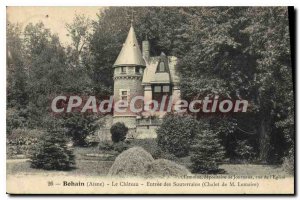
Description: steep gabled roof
xmin=142 ymin=55 xmax=180 ymax=85
xmin=114 ymin=25 xmax=146 ymax=67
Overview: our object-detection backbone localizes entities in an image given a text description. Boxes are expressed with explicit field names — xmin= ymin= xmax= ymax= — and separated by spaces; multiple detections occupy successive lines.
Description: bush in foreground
xmin=108 ymin=147 xmax=154 ymax=177
xmin=128 ymin=139 xmax=158 ymax=156
xmin=98 ymin=140 xmax=114 ymax=151
xmin=146 ymin=159 xmax=190 ymax=178
xmin=30 ymin=128 xmax=75 ymax=170
xmin=108 ymin=147 xmax=191 ymax=177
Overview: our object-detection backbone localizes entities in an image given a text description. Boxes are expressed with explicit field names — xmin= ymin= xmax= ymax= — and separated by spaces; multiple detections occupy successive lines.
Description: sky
xmin=7 ymin=6 xmax=104 ymax=45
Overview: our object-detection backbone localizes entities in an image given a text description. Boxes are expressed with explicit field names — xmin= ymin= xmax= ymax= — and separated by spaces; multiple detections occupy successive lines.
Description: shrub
xmin=7 ymin=108 xmax=28 ymax=133
xmin=128 ymin=139 xmax=158 ymax=156
xmin=108 ymin=147 xmax=191 ymax=178
xmin=110 ymin=122 xmax=128 ymax=143
xmin=62 ymin=113 xmax=99 ymax=146
xmin=234 ymin=140 xmax=256 ymax=163
xmin=152 ymin=148 xmax=178 ymax=161
xmin=98 ymin=140 xmax=114 ymax=151
xmin=146 ymin=159 xmax=190 ymax=178
xmin=7 ymin=128 xmax=42 ymax=158
xmin=191 ymin=129 xmax=226 ymax=173
xmin=113 ymin=141 xmax=129 ymax=153
xmin=108 ymin=147 xmax=154 ymax=177
xmin=282 ymin=148 xmax=294 ymax=175
xmin=7 ymin=128 xmax=41 ymax=145
xmin=156 ymin=114 xmax=199 ymax=157
xmin=30 ymin=128 xmax=75 ymax=170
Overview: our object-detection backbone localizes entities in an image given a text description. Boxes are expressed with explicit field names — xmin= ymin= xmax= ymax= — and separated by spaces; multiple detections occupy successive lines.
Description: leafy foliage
xmin=234 ymin=140 xmax=256 ymax=163
xmin=30 ymin=127 xmax=75 ymax=170
xmin=7 ymin=108 xmax=28 ymax=133
xmin=7 ymin=7 xmax=294 ymax=166
xmin=156 ymin=114 xmax=199 ymax=157
xmin=191 ymin=129 xmax=226 ymax=173
xmin=128 ymin=139 xmax=158 ymax=157
xmin=7 ymin=23 xmax=28 ymax=109
xmin=113 ymin=141 xmax=130 ymax=153
xmin=98 ymin=140 xmax=114 ymax=151
xmin=7 ymin=128 xmax=41 ymax=145
xmin=178 ymin=7 xmax=293 ymax=163
xmin=110 ymin=122 xmax=128 ymax=143
xmin=7 ymin=128 xmax=42 ymax=158
xmin=66 ymin=14 xmax=92 ymax=68
xmin=62 ymin=113 xmax=99 ymax=146
xmin=282 ymin=148 xmax=294 ymax=175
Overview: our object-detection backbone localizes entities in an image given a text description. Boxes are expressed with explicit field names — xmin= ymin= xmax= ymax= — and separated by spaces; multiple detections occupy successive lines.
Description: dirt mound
xmin=146 ymin=159 xmax=191 ymax=177
xmin=108 ymin=147 xmax=154 ymax=177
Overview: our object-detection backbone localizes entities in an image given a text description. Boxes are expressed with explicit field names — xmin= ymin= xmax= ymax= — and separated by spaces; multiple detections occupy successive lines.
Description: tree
xmin=243 ymin=8 xmax=293 ymax=162
xmin=156 ymin=114 xmax=198 ymax=157
xmin=191 ymin=129 xmax=226 ymax=173
xmin=178 ymin=7 xmax=293 ymax=163
xmin=7 ymin=22 xmax=28 ymax=109
xmin=63 ymin=113 xmax=99 ymax=146
xmin=64 ymin=14 xmax=95 ymax=95
xmin=23 ymin=22 xmax=69 ymax=128
xmin=66 ymin=14 xmax=92 ymax=68
xmin=7 ymin=22 xmax=30 ymax=133
xmin=30 ymin=127 xmax=75 ymax=170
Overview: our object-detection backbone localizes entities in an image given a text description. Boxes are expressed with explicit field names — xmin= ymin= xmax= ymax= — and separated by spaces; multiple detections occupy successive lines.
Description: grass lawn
xmin=7 ymin=159 xmax=290 ymax=177
xmin=7 ymin=159 xmax=113 ymax=177
xmin=7 ymin=145 xmax=114 ymax=177
xmin=220 ymin=164 xmax=290 ymax=176
xmin=7 ymin=144 xmax=291 ymax=177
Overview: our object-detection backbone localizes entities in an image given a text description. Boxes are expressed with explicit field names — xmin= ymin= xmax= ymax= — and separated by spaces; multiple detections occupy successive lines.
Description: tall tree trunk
xmin=258 ymin=117 xmax=271 ymax=163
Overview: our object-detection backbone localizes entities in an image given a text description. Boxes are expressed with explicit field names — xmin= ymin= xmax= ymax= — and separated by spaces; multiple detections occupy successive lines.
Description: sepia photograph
xmin=5 ymin=6 xmax=295 ymax=194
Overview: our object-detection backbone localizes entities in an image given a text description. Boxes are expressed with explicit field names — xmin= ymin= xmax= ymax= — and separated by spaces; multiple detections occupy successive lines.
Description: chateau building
xmin=111 ymin=25 xmax=181 ymax=139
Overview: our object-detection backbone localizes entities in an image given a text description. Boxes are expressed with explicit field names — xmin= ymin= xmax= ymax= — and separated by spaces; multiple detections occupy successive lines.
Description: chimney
xmin=142 ymin=40 xmax=150 ymax=62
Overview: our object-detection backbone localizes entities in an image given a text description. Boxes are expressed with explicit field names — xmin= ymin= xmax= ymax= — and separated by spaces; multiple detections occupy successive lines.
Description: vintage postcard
xmin=6 ymin=6 xmax=295 ymax=194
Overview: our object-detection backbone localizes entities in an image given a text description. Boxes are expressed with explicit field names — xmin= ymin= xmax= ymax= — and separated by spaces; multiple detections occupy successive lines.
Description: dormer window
xmin=158 ymin=62 xmax=165 ymax=72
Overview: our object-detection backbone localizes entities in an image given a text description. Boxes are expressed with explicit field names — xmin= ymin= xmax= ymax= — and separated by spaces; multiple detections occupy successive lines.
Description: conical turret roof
xmin=114 ymin=25 xmax=146 ymax=67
